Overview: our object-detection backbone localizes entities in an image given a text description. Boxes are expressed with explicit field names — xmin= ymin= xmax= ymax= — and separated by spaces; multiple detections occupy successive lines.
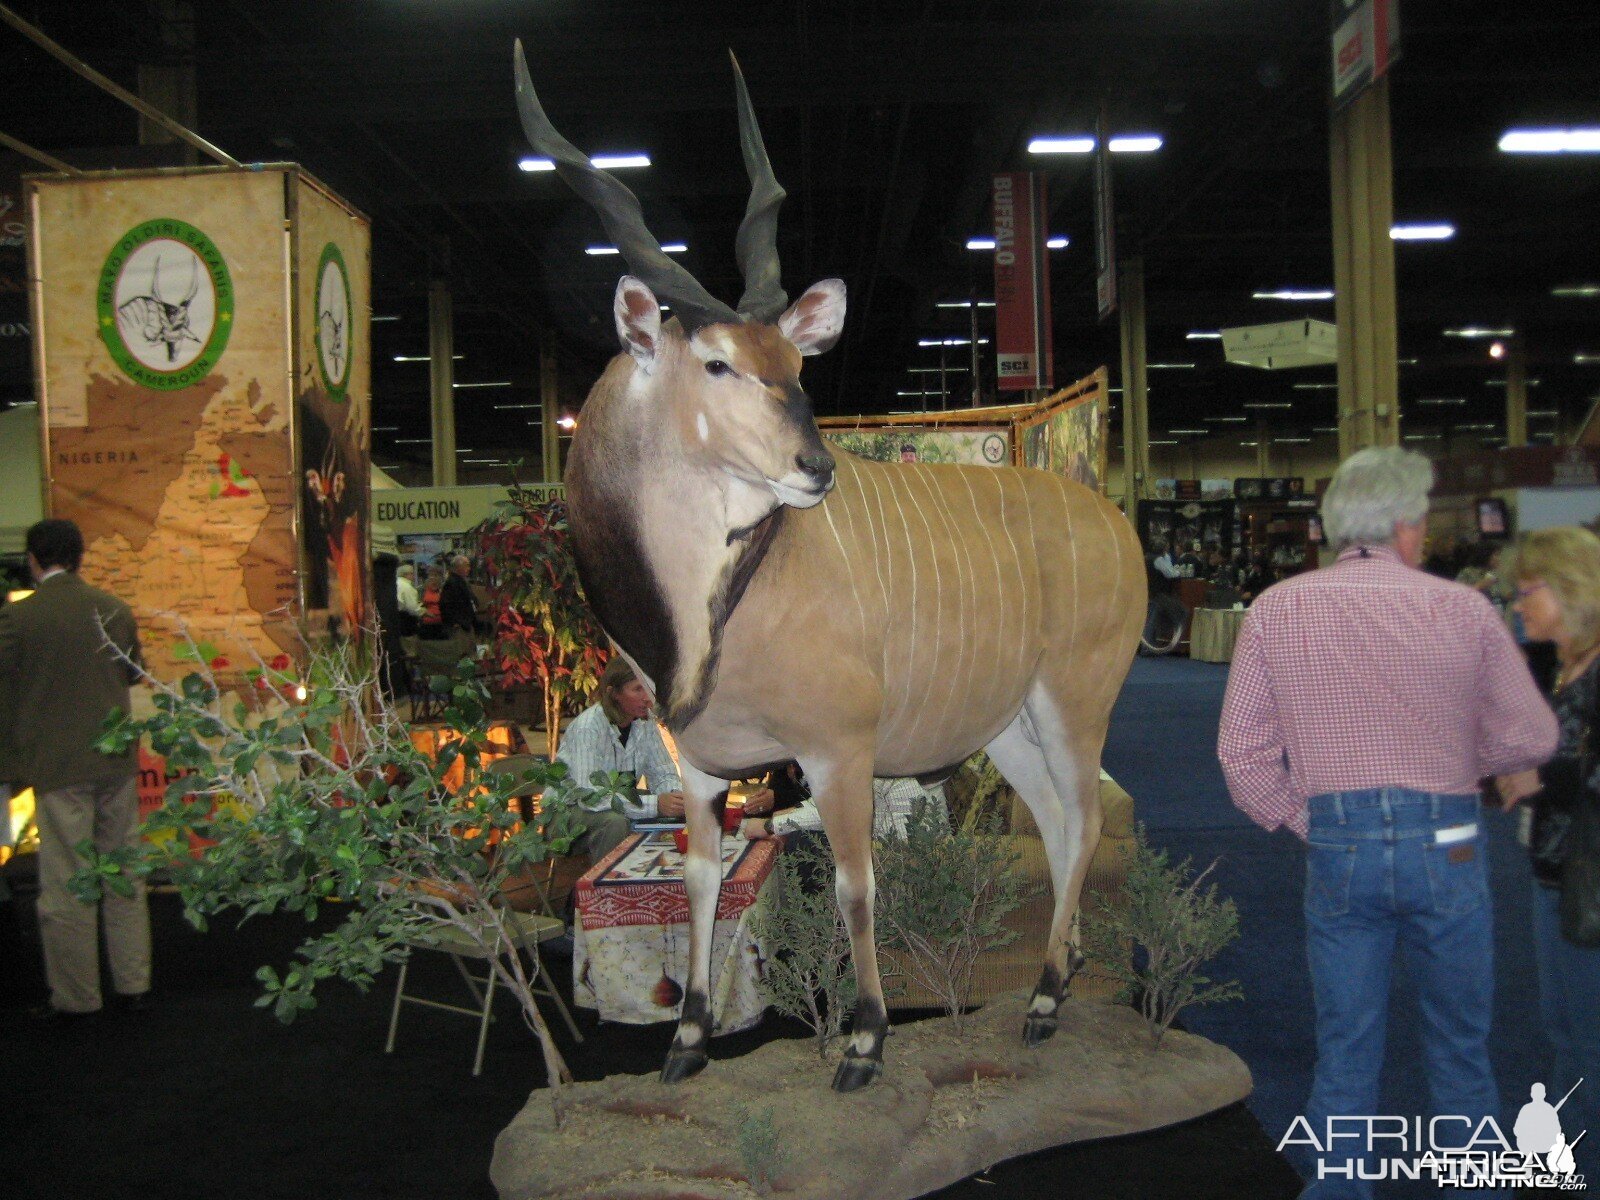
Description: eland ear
xmin=778 ymin=278 xmax=846 ymax=356
xmin=614 ymin=276 xmax=663 ymax=368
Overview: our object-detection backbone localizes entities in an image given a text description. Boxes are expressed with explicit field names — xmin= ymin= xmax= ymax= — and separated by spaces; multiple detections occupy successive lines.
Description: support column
xmin=1256 ymin=419 xmax=1272 ymax=478
xmin=428 ymin=277 xmax=457 ymax=486
xmin=1331 ymin=77 xmax=1400 ymax=459
xmin=540 ymin=327 xmax=561 ymax=483
xmin=137 ymin=1 xmax=197 ymax=167
xmin=1505 ymin=338 xmax=1528 ymax=448
xmin=1118 ymin=256 xmax=1150 ymax=511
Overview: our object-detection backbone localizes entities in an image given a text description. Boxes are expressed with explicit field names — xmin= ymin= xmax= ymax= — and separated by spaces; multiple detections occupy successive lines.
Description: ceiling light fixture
xmin=1243 ymin=402 xmax=1293 ymax=409
xmin=393 ymin=354 xmax=462 ymax=362
xmin=452 ymin=381 xmax=512 ymax=389
xmin=556 ymin=415 xmax=577 ymax=430
xmin=1292 ymin=382 xmax=1337 ymax=390
xmin=1253 ymin=289 xmax=1335 ymax=301
xmin=1443 ymin=327 xmax=1515 ymax=338
xmin=1416 ymin=397 xmax=1467 ymax=406
xmin=965 ymin=237 xmax=996 ymax=251
xmin=1274 ymin=437 xmax=1312 ymax=444
xmin=371 ymin=315 xmax=401 ymax=322
xmin=1168 ymin=428 xmax=1209 ymax=435
xmin=1109 ymin=135 xmax=1163 ymax=153
xmin=1148 ymin=362 xmax=1196 ymax=370
xmin=1552 ymin=285 xmax=1600 ymax=298
xmin=1148 ymin=438 xmax=1178 ymax=445
xmin=1046 ymin=236 xmax=1070 ymax=250
xmin=587 ymin=242 xmax=685 ymax=255
xmin=918 ymin=337 xmax=989 ymax=347
xmin=1575 ymin=353 xmax=1600 ymax=364
xmin=908 ymin=365 xmax=970 ymax=373
xmin=1390 ymin=223 xmax=1456 ymax=241
xmin=1027 ymin=136 xmax=1095 ymax=155
xmin=936 ymin=300 xmax=996 ymax=309
xmin=1186 ymin=331 xmax=1223 ymax=340
xmin=1498 ymin=128 xmax=1600 ymax=154
xmin=1205 ymin=415 xmax=1249 ymax=423
xmin=521 ymin=153 xmax=651 ymax=172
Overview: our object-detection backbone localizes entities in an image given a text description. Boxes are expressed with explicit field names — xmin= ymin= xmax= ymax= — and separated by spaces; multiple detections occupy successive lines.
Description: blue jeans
xmin=1531 ymin=879 xmax=1600 ymax=1180
xmin=1298 ymin=789 xmax=1499 ymax=1200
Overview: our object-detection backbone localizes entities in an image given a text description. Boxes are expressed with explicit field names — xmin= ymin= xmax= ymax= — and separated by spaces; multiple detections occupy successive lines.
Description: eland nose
xmin=797 ymin=451 xmax=835 ymax=481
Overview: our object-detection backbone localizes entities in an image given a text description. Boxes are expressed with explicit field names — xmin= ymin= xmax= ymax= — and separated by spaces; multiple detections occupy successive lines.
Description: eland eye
xmin=705 ymin=359 xmax=734 ymax=378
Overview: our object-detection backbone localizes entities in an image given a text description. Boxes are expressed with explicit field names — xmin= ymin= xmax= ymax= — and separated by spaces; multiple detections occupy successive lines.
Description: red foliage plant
xmin=466 ymin=487 xmax=610 ymax=759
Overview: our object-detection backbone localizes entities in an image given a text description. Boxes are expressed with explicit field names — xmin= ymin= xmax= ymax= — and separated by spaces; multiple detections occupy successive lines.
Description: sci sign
xmin=1332 ymin=0 xmax=1401 ymax=110
xmin=992 ymin=173 xmax=1053 ymax=392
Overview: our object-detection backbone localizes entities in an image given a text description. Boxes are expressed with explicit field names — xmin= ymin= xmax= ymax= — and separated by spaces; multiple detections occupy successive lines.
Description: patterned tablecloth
xmin=573 ymin=832 xmax=781 ymax=1033
xmin=1190 ymin=606 xmax=1247 ymax=663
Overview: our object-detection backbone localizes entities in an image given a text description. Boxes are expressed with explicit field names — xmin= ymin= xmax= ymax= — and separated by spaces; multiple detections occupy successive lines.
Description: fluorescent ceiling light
xmin=1168 ymin=428 xmax=1209 ymax=435
xmin=918 ymin=337 xmax=988 ymax=347
xmin=1443 ymin=327 xmax=1514 ymax=338
xmin=452 ymin=381 xmax=512 ymax=389
xmin=1186 ymin=331 xmax=1222 ymax=340
xmin=965 ymin=237 xmax=996 ymax=251
xmin=1575 ymin=353 xmax=1600 ymax=364
xmin=1416 ymin=397 xmax=1467 ymax=405
xmin=556 ymin=415 xmax=577 ymax=430
xmin=1455 ymin=423 xmax=1498 ymax=431
xmin=1274 ymin=437 xmax=1311 ymax=444
xmin=1243 ymin=402 xmax=1293 ymax=409
xmin=1108 ymin=135 xmax=1163 ymax=153
xmin=1148 ymin=439 xmax=1178 ymax=446
xmin=521 ymin=153 xmax=651 ymax=172
xmin=373 ymin=425 xmax=398 ymax=431
xmin=1485 ymin=378 xmax=1541 ymax=387
xmin=1253 ymin=289 xmax=1334 ymax=301
xmin=1499 ymin=128 xmax=1600 ymax=154
xmin=371 ymin=315 xmax=401 ymax=322
xmin=1552 ymin=285 xmax=1600 ymax=298
xmin=1390 ymin=223 xmax=1456 ymax=241
xmin=1028 ymin=136 xmax=1095 ymax=155
xmin=1148 ymin=362 xmax=1195 ymax=370
xmin=493 ymin=404 xmax=539 ymax=410
xmin=936 ymin=300 xmax=996 ymax=309
xmin=1292 ymin=382 xmax=1337 ymax=390
xmin=1205 ymin=415 xmax=1248 ymax=423
xmin=907 ymin=365 xmax=969 ymax=373
xmin=1046 ymin=236 xmax=1070 ymax=250
xmin=1313 ymin=426 xmax=1339 ymax=433
xmin=1528 ymin=409 xmax=1559 ymax=417
xmin=1239 ymin=441 xmax=1259 ymax=447
xmin=1403 ymin=434 xmax=1442 ymax=441
xmin=395 ymin=438 xmax=431 ymax=444
xmin=1399 ymin=357 xmax=1419 ymax=365
xmin=393 ymin=354 xmax=462 ymax=362
xmin=895 ymin=391 xmax=941 ymax=397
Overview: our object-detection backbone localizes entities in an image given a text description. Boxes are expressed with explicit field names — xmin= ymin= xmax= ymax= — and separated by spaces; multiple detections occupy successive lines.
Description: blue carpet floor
xmin=1102 ymin=656 xmax=1552 ymax=1192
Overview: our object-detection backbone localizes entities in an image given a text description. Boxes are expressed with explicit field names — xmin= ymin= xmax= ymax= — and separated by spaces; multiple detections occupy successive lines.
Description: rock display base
xmin=490 ymin=990 xmax=1252 ymax=1200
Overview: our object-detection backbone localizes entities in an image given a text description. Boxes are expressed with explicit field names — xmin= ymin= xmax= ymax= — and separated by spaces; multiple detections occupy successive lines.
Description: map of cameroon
xmin=52 ymin=373 xmax=298 ymax=682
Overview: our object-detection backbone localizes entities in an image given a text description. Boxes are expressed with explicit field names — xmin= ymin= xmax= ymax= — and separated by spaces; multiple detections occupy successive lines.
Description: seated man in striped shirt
xmin=556 ymin=655 xmax=689 ymax=861
xmin=1218 ymin=447 xmax=1557 ymax=1200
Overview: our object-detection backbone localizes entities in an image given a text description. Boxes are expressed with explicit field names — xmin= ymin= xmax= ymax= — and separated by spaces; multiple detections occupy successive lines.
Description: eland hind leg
xmin=660 ymin=761 xmax=729 ymax=1083
xmin=984 ymin=694 xmax=1106 ymax=1047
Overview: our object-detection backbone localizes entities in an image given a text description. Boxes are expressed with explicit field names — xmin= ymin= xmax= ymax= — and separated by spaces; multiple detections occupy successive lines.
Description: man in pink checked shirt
xmin=1218 ymin=447 xmax=1557 ymax=1200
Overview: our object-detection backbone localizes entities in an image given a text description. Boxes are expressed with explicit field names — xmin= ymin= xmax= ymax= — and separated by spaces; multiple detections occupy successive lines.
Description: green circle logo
xmin=97 ymin=218 xmax=233 ymax=390
xmin=314 ymin=242 xmax=351 ymax=402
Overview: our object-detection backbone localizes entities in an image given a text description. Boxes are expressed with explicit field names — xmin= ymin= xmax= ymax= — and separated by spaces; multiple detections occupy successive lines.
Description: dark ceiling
xmin=5 ymin=1 xmax=1600 ymax=478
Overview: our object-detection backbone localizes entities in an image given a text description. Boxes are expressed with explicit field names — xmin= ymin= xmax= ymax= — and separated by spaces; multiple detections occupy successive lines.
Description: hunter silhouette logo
xmin=314 ymin=241 xmax=351 ymax=401
xmin=98 ymin=218 xmax=233 ymax=390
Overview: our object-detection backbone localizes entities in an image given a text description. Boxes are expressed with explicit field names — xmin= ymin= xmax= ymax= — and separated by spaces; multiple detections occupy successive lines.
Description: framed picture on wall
xmin=1476 ymin=497 xmax=1509 ymax=538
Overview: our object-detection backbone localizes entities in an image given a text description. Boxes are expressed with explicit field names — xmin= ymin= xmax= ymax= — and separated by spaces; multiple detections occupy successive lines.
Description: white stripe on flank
xmin=823 ymin=494 xmax=870 ymax=646
xmin=899 ymin=467 xmax=944 ymax=744
xmin=881 ymin=470 xmax=922 ymax=743
xmin=909 ymin=466 xmax=959 ymax=745
xmin=1020 ymin=480 xmax=1043 ymax=634
xmin=834 ymin=460 xmax=879 ymax=634
xmin=923 ymin=465 xmax=975 ymax=741
xmin=995 ymin=471 xmax=1030 ymax=684
xmin=959 ymin=468 xmax=1006 ymax=718
xmin=1059 ymin=484 xmax=1078 ymax=649
xmin=1094 ymin=500 xmax=1124 ymax=647
xmin=859 ymin=465 xmax=897 ymax=733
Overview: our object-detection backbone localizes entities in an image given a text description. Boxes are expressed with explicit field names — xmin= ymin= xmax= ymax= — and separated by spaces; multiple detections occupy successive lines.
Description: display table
xmin=573 ymin=831 xmax=780 ymax=1034
xmin=1190 ymin=607 xmax=1247 ymax=663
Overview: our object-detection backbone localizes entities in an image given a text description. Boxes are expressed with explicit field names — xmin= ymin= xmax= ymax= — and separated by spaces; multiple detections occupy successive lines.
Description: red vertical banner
xmin=1094 ymin=109 xmax=1117 ymax=320
xmin=992 ymin=172 xmax=1053 ymax=392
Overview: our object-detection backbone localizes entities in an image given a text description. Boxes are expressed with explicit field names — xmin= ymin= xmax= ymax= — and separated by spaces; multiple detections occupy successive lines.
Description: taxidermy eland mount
xmin=514 ymin=40 xmax=1145 ymax=1092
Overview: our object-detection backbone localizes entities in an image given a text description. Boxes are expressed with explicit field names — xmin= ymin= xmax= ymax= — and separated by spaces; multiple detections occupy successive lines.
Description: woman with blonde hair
xmin=1498 ymin=525 xmax=1600 ymax=1178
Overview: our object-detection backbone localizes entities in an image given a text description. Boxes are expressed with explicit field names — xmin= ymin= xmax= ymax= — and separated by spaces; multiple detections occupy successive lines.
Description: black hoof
xmin=831 ymin=1054 xmax=883 ymax=1093
xmin=1023 ymin=1014 xmax=1059 ymax=1047
xmin=660 ymin=1047 xmax=708 ymax=1084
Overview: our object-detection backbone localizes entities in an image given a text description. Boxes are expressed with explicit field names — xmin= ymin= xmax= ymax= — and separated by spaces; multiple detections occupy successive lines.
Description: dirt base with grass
xmin=490 ymin=989 xmax=1252 ymax=1200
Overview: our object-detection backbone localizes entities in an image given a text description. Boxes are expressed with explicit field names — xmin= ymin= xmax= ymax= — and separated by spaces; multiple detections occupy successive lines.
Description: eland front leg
xmin=660 ymin=761 xmax=728 ymax=1083
xmin=802 ymin=749 xmax=887 ymax=1092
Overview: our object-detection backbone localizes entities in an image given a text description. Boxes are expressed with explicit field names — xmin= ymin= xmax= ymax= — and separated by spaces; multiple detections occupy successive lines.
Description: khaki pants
xmin=34 ymin=776 xmax=151 ymax=1013
xmin=574 ymin=808 xmax=633 ymax=863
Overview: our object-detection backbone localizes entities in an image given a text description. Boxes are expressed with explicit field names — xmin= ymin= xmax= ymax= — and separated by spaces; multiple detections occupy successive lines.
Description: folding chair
xmin=384 ymin=909 xmax=582 ymax=1077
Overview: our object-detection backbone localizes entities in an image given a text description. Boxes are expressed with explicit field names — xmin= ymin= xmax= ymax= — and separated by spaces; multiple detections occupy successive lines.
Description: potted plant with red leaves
xmin=466 ymin=484 xmax=609 ymax=760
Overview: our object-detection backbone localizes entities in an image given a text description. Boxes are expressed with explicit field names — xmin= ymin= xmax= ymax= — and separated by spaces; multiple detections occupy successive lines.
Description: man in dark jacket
xmin=439 ymin=553 xmax=479 ymax=636
xmin=0 ymin=519 xmax=148 ymax=1017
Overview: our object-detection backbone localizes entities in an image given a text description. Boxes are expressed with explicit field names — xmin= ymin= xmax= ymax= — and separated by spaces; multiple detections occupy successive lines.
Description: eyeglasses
xmin=1515 ymin=582 xmax=1549 ymax=600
